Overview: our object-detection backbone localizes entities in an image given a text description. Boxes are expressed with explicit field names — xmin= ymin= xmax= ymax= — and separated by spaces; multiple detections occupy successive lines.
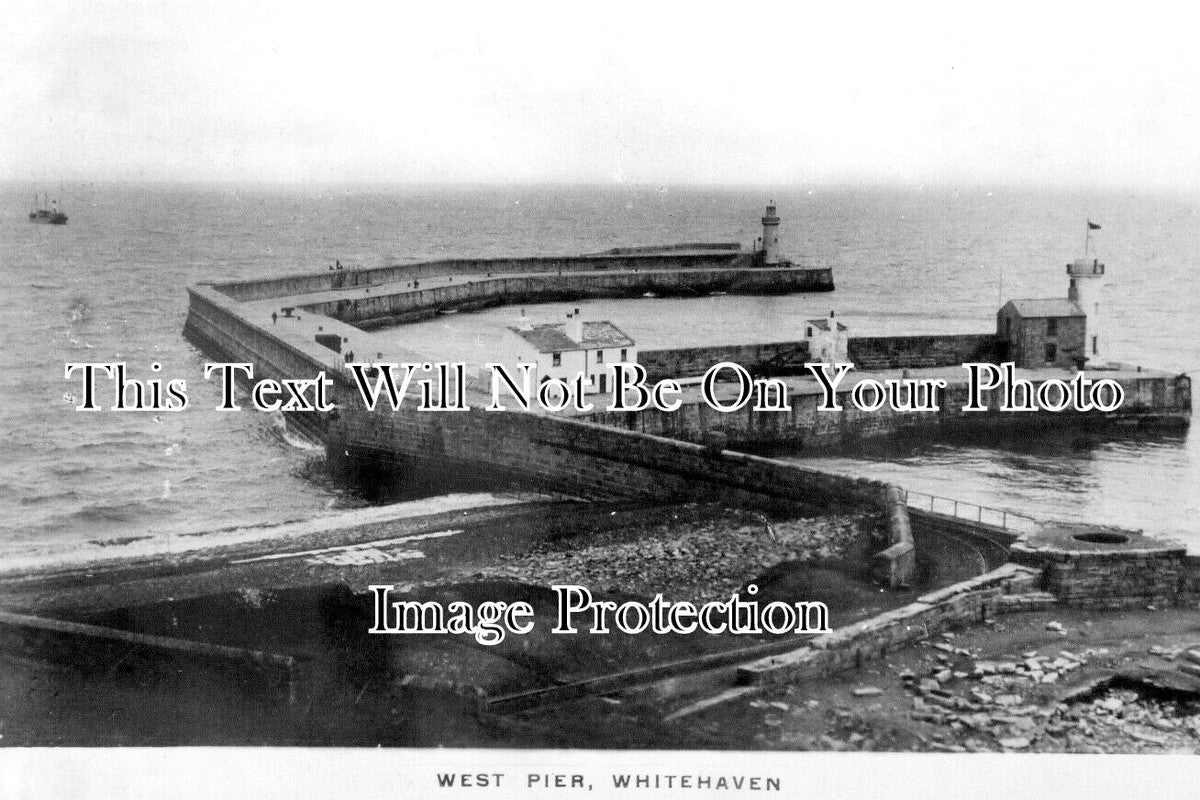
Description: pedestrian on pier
xmin=271 ymin=311 xmax=277 ymax=324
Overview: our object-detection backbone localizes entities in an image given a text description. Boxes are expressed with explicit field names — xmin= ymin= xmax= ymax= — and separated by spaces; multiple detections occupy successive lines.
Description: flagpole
xmin=1083 ymin=220 xmax=1090 ymax=261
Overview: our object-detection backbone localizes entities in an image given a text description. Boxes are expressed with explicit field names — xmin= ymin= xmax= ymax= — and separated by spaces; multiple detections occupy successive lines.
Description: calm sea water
xmin=1 ymin=183 xmax=1197 ymax=562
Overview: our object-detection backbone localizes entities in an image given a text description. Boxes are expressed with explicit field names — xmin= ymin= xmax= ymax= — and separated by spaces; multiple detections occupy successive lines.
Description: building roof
xmin=507 ymin=320 xmax=635 ymax=353
xmin=1001 ymin=299 xmax=1085 ymax=318
xmin=806 ymin=319 xmax=850 ymax=332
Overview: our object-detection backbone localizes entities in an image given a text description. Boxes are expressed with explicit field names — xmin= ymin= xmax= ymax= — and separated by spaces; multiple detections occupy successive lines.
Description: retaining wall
xmin=0 ymin=610 xmax=304 ymax=702
xmin=871 ymin=487 xmax=915 ymax=587
xmin=736 ymin=563 xmax=1041 ymax=689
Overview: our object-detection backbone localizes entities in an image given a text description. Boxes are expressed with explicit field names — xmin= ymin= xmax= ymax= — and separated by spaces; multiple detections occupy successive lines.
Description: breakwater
xmin=580 ymin=367 xmax=1191 ymax=450
xmin=295 ymin=267 xmax=827 ymax=329
xmin=184 ymin=237 xmax=1188 ymax=594
xmin=211 ymin=251 xmax=832 ymax=303
xmin=184 ymin=277 xmax=917 ymax=585
xmin=637 ymin=333 xmax=1002 ymax=382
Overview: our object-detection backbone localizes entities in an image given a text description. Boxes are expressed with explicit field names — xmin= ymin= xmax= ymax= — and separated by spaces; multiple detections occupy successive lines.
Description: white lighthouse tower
xmin=761 ymin=202 xmax=781 ymax=265
xmin=1067 ymin=220 xmax=1107 ymax=365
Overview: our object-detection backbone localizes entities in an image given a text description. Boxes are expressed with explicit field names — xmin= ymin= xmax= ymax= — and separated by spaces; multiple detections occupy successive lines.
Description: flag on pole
xmin=1087 ymin=221 xmax=1101 ymax=230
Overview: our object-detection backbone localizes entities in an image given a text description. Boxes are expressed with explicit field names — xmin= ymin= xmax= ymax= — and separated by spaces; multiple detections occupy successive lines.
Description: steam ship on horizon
xmin=28 ymin=192 xmax=67 ymax=225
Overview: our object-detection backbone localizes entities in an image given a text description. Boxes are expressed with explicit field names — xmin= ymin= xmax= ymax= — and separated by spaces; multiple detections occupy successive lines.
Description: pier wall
xmin=184 ymin=284 xmax=911 ymax=584
xmin=638 ymin=333 xmax=1000 ymax=383
xmin=639 ymin=342 xmax=813 ymax=381
xmin=581 ymin=372 xmax=1191 ymax=450
xmin=848 ymin=333 xmax=1000 ymax=370
xmin=209 ymin=251 xmax=833 ymax=303
xmin=332 ymin=405 xmax=890 ymax=512
xmin=300 ymin=268 xmax=831 ymax=329
xmin=184 ymin=286 xmax=349 ymax=391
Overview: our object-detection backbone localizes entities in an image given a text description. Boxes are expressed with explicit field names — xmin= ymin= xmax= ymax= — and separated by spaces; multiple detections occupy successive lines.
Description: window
xmin=620 ymin=348 xmax=627 ymax=361
xmin=596 ymin=350 xmax=604 ymax=363
xmin=806 ymin=326 xmax=813 ymax=338
xmin=551 ymin=352 xmax=561 ymax=367
xmin=1092 ymin=335 xmax=1098 ymax=355
xmin=1044 ymin=343 xmax=1057 ymax=364
xmin=1005 ymin=318 xmax=1011 ymax=337
xmin=1047 ymin=318 xmax=1058 ymax=336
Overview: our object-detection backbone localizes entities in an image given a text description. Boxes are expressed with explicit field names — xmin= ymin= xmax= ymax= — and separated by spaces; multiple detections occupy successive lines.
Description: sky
xmin=3 ymin=0 xmax=1199 ymax=187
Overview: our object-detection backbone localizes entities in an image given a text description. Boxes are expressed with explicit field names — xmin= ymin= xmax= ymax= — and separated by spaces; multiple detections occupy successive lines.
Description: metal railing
xmin=903 ymin=489 xmax=1040 ymax=533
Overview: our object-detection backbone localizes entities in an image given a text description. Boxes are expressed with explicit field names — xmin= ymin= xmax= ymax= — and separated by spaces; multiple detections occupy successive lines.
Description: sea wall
xmin=581 ymin=372 xmax=1191 ymax=450
xmin=333 ymin=405 xmax=889 ymax=512
xmin=208 ymin=250 xmax=834 ymax=304
xmin=185 ymin=286 xmax=346 ymax=391
xmin=301 ymin=268 xmax=831 ymax=329
xmin=637 ymin=333 xmax=999 ymax=383
xmin=848 ymin=333 xmax=1000 ymax=370
xmin=185 ymin=284 xmax=911 ymax=574
xmin=333 ymin=405 xmax=916 ymax=587
xmin=212 ymin=252 xmax=726 ymax=301
xmin=639 ymin=341 xmax=812 ymax=381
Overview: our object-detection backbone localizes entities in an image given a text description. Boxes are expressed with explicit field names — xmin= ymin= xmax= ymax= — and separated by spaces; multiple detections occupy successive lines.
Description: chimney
xmin=565 ymin=312 xmax=584 ymax=344
xmin=514 ymin=308 xmax=533 ymax=331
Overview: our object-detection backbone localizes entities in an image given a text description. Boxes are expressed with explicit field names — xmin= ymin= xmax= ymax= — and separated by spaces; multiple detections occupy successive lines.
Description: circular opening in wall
xmin=1072 ymin=532 xmax=1130 ymax=545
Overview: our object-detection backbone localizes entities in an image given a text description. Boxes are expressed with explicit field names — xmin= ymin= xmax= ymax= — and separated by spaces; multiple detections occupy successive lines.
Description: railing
xmin=903 ymin=489 xmax=1040 ymax=533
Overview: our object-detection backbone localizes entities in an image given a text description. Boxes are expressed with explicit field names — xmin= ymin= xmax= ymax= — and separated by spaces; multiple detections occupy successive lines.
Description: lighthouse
xmin=1067 ymin=221 xmax=1107 ymax=365
xmin=761 ymin=202 xmax=781 ymax=265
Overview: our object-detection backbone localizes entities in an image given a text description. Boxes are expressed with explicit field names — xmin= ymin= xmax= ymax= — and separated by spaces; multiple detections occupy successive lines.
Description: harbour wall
xmin=637 ymin=333 xmax=1001 ymax=382
xmin=211 ymin=252 xmax=834 ymax=304
xmin=640 ymin=341 xmax=813 ymax=381
xmin=300 ymin=268 xmax=831 ymax=329
xmin=580 ymin=372 xmax=1192 ymax=450
xmin=184 ymin=283 xmax=914 ymax=584
xmin=332 ymin=404 xmax=893 ymax=513
xmin=847 ymin=333 xmax=1001 ymax=370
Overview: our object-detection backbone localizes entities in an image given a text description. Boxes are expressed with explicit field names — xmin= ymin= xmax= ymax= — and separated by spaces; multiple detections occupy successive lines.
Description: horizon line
xmin=3 ymin=177 xmax=1199 ymax=194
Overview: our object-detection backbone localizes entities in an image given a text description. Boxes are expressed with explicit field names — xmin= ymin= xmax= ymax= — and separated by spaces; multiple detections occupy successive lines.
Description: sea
xmin=1 ymin=183 xmax=1198 ymax=567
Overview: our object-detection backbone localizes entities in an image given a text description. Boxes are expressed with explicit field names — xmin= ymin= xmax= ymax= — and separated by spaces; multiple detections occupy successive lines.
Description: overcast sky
xmin=3 ymin=1 xmax=1198 ymax=187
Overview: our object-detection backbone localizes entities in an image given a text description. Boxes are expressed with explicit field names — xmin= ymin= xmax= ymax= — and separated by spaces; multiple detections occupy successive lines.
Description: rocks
xmin=475 ymin=507 xmax=874 ymax=604
xmin=998 ymin=736 xmax=1030 ymax=749
xmin=892 ymin=630 xmax=1200 ymax=753
xmin=1177 ymin=663 xmax=1200 ymax=679
xmin=969 ymin=689 xmax=993 ymax=705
